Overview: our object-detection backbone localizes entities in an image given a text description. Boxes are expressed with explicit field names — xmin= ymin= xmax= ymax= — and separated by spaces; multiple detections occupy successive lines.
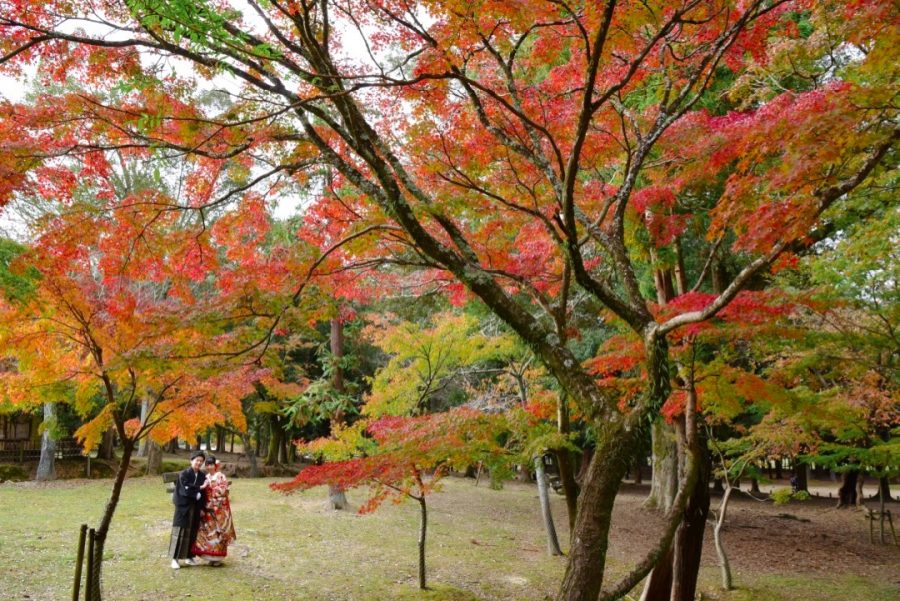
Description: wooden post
xmin=84 ymin=528 xmax=95 ymax=601
xmin=72 ymin=524 xmax=87 ymax=601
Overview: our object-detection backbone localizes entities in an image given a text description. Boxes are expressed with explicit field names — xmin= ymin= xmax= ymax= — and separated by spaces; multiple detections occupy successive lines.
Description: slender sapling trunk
xmin=535 ymin=455 xmax=564 ymax=555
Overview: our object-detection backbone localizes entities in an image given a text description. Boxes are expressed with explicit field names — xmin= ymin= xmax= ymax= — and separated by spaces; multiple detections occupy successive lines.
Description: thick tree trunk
xmin=574 ymin=447 xmax=594 ymax=485
xmin=88 ymin=437 xmax=135 ymax=601
xmin=215 ymin=426 xmax=226 ymax=453
xmin=647 ymin=264 xmax=677 ymax=515
xmin=255 ymin=421 xmax=264 ymax=457
xmin=645 ymin=421 xmax=678 ymax=511
xmin=36 ymin=402 xmax=57 ymax=482
xmin=164 ymin=438 xmax=178 ymax=453
xmin=241 ymin=432 xmax=260 ymax=477
xmin=286 ymin=437 xmax=296 ymax=464
xmin=633 ymin=460 xmax=644 ymax=485
xmin=556 ymin=392 xmax=579 ymax=531
xmin=330 ymin=318 xmax=345 ymax=392
xmin=836 ymin=470 xmax=859 ymax=508
xmin=136 ymin=399 xmax=150 ymax=457
xmin=673 ymin=239 xmax=688 ymax=296
xmin=793 ymin=462 xmax=808 ymax=493
xmin=145 ymin=441 xmax=162 ymax=475
xmin=875 ymin=476 xmax=892 ymax=502
xmin=97 ymin=427 xmax=116 ymax=461
xmin=279 ymin=434 xmax=289 ymax=464
xmin=643 ymin=376 xmax=709 ymax=601
xmin=668 ymin=430 xmax=710 ymax=601
xmin=556 ymin=426 xmax=637 ymax=601
xmin=639 ymin=546 xmax=673 ymax=601
xmin=535 ymin=456 xmax=563 ymax=556
xmin=265 ymin=416 xmax=284 ymax=466
xmin=327 ymin=484 xmax=348 ymax=509
xmin=653 ymin=268 xmax=675 ymax=305
xmin=326 ymin=317 xmax=349 ymax=510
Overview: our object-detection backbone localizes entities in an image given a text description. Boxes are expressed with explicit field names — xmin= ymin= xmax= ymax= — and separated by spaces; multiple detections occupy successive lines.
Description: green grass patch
xmin=0 ymin=477 xmax=896 ymax=600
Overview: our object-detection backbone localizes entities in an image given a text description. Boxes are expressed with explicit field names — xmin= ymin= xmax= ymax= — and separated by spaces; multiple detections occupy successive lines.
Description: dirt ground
xmin=607 ymin=482 xmax=900 ymax=583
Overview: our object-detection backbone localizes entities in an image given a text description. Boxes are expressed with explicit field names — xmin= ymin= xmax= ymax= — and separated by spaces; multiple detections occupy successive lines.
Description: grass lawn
xmin=0 ymin=475 xmax=896 ymax=600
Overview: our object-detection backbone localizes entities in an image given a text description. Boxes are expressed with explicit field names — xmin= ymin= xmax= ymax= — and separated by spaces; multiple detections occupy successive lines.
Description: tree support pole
xmin=72 ymin=524 xmax=87 ymax=601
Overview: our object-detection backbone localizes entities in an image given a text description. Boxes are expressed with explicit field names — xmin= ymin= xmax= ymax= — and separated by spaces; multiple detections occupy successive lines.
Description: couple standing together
xmin=169 ymin=451 xmax=237 ymax=569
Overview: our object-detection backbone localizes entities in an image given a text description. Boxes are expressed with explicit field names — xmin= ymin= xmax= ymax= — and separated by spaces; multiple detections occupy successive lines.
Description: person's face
xmin=190 ymin=456 xmax=204 ymax=471
xmin=206 ymin=462 xmax=217 ymax=473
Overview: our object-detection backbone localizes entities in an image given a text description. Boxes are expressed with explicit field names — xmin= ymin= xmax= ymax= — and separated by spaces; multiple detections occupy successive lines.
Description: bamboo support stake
xmin=72 ymin=524 xmax=87 ymax=601
xmin=84 ymin=528 xmax=95 ymax=601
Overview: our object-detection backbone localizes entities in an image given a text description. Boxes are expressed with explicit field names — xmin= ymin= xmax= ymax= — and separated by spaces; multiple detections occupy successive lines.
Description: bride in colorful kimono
xmin=192 ymin=455 xmax=236 ymax=565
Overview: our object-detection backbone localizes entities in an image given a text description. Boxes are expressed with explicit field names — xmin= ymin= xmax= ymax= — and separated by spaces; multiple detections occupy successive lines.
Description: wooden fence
xmin=0 ymin=437 xmax=84 ymax=462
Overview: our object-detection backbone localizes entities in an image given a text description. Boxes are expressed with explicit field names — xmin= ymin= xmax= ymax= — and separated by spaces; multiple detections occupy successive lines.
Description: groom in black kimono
xmin=169 ymin=450 xmax=208 ymax=568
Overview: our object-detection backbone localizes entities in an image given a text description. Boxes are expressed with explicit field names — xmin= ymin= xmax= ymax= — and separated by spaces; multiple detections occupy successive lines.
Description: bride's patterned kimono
xmin=191 ymin=471 xmax=236 ymax=558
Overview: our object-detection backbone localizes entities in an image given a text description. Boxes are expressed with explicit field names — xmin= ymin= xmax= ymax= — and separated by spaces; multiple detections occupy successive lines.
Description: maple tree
xmin=0 ymin=1 xmax=897 ymax=599
xmin=0 ymin=138 xmax=313 ymax=599
xmin=362 ymin=309 xmax=577 ymax=553
xmin=363 ymin=311 xmax=517 ymax=416
xmin=0 ymin=220 xmax=263 ymax=599
xmin=273 ymin=408 xmax=506 ymax=590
